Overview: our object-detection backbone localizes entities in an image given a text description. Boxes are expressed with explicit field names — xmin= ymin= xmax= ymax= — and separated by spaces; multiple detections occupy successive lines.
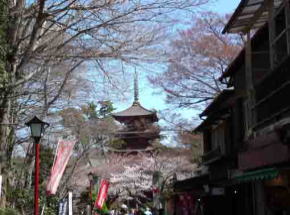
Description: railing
xmin=202 ymin=146 xmax=222 ymax=164
xmin=253 ymin=55 xmax=290 ymax=130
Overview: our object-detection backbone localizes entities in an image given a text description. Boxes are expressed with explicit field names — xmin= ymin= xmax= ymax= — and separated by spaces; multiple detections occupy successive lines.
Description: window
xmin=211 ymin=123 xmax=226 ymax=154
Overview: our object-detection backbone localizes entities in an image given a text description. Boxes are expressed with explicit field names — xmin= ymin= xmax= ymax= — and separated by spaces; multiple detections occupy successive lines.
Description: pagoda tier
xmin=112 ymin=101 xmax=158 ymax=123
xmin=112 ymin=72 xmax=159 ymax=151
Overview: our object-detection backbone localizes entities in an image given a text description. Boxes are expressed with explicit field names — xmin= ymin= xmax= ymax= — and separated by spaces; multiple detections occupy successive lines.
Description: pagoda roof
xmin=112 ymin=102 xmax=158 ymax=122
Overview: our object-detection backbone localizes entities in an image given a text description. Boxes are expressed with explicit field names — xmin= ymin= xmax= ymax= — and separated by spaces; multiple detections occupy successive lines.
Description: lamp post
xmin=88 ymin=172 xmax=94 ymax=202
xmin=88 ymin=172 xmax=94 ymax=214
xmin=25 ymin=116 xmax=49 ymax=215
xmin=172 ymin=173 xmax=177 ymax=215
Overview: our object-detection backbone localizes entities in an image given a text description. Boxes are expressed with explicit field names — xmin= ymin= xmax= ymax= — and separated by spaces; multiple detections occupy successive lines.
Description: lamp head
xmin=25 ymin=116 xmax=49 ymax=139
xmin=88 ymin=172 xmax=94 ymax=181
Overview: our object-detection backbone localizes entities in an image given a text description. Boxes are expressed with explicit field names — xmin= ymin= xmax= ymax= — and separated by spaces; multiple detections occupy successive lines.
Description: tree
xmin=0 ymin=0 xmax=211 ymax=207
xmin=177 ymin=131 xmax=203 ymax=164
xmin=149 ymin=12 xmax=242 ymax=110
xmin=70 ymin=146 xmax=196 ymax=210
xmin=2 ymin=101 xmax=119 ymax=214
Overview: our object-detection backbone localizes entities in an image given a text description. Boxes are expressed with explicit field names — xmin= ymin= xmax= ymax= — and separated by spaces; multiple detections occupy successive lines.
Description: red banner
xmin=94 ymin=179 xmax=110 ymax=209
xmin=46 ymin=140 xmax=75 ymax=195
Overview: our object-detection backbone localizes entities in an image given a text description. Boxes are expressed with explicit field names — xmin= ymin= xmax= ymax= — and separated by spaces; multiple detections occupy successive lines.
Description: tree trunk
xmin=0 ymin=97 xmax=10 ymax=207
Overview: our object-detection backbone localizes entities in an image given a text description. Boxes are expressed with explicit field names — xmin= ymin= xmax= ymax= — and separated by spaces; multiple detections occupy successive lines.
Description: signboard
xmin=58 ymin=198 xmax=68 ymax=215
xmin=211 ymin=187 xmax=225 ymax=196
xmin=94 ymin=179 xmax=110 ymax=209
xmin=57 ymin=191 xmax=73 ymax=215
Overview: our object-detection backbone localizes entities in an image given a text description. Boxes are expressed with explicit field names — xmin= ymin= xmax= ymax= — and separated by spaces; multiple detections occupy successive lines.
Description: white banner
xmin=46 ymin=140 xmax=75 ymax=195
xmin=0 ymin=175 xmax=2 ymax=198
xmin=68 ymin=191 xmax=73 ymax=215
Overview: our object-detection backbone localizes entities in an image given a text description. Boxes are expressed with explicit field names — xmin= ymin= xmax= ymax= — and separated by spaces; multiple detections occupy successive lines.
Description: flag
xmin=0 ymin=175 xmax=2 ymax=197
xmin=94 ymin=179 xmax=110 ymax=209
xmin=46 ymin=140 xmax=75 ymax=195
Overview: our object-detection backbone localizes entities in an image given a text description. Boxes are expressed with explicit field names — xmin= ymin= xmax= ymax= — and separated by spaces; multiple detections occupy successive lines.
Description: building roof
xmin=219 ymin=49 xmax=245 ymax=80
xmin=112 ymin=101 xmax=156 ymax=118
xmin=112 ymin=71 xmax=158 ymax=122
xmin=194 ymin=90 xmax=237 ymax=132
xmin=223 ymin=0 xmax=283 ymax=34
xmin=200 ymin=90 xmax=235 ymax=117
xmin=174 ymin=174 xmax=209 ymax=192
xmin=219 ymin=24 xmax=268 ymax=80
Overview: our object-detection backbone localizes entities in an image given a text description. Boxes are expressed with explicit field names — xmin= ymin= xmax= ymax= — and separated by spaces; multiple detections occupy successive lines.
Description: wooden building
xmin=221 ymin=0 xmax=290 ymax=214
xmin=176 ymin=0 xmax=290 ymax=214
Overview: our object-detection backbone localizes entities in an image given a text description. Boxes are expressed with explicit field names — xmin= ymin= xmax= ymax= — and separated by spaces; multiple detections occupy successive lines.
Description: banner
xmin=58 ymin=198 xmax=68 ymax=215
xmin=46 ymin=140 xmax=75 ymax=195
xmin=0 ymin=175 xmax=2 ymax=198
xmin=94 ymin=179 xmax=110 ymax=209
xmin=68 ymin=191 xmax=73 ymax=215
xmin=57 ymin=191 xmax=73 ymax=215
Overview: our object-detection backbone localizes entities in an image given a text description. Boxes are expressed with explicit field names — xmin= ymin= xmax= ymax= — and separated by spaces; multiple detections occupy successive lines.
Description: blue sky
xmin=111 ymin=0 xmax=241 ymax=145
xmin=115 ymin=0 xmax=240 ymax=111
xmin=208 ymin=0 xmax=240 ymax=14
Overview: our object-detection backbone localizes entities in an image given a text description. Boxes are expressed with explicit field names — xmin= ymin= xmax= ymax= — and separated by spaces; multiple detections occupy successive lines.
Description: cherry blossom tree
xmin=149 ymin=12 xmax=242 ymax=110
xmin=1 ymin=0 xmax=212 ymax=208
xmin=71 ymin=147 xmax=196 ymax=207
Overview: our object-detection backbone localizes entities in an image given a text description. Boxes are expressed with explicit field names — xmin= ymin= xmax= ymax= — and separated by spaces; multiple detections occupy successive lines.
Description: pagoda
xmin=112 ymin=72 xmax=159 ymax=151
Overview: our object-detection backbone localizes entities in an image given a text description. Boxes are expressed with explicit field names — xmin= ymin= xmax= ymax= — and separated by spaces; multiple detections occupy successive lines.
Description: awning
xmin=223 ymin=0 xmax=283 ymax=34
xmin=234 ymin=168 xmax=279 ymax=183
xmin=174 ymin=175 xmax=209 ymax=192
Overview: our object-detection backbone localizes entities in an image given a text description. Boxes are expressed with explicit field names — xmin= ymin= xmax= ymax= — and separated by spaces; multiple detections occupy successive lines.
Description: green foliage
xmin=81 ymin=102 xmax=98 ymax=119
xmin=7 ymin=187 xmax=33 ymax=214
xmin=6 ymin=185 xmax=59 ymax=214
xmin=81 ymin=101 xmax=115 ymax=120
xmin=98 ymin=100 xmax=115 ymax=118
xmin=40 ymin=195 xmax=60 ymax=215
xmin=5 ymin=146 xmax=56 ymax=214
xmin=107 ymin=138 xmax=126 ymax=149
xmin=0 ymin=207 xmax=19 ymax=215
xmin=39 ymin=146 xmax=54 ymax=183
xmin=94 ymin=202 xmax=110 ymax=215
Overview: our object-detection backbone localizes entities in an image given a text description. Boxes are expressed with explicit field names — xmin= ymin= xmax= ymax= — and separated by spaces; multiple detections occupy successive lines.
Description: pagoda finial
xmin=133 ymin=69 xmax=139 ymax=104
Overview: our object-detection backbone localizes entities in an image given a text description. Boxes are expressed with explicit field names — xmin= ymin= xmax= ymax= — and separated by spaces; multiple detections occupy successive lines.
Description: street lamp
xmin=88 ymin=172 xmax=94 ymax=214
xmin=172 ymin=173 xmax=177 ymax=215
xmin=25 ymin=116 xmax=49 ymax=215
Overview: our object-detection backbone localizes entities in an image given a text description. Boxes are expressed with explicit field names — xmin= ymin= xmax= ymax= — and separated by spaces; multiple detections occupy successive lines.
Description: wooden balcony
xmin=202 ymin=146 xmax=223 ymax=165
xmin=254 ymin=55 xmax=290 ymax=130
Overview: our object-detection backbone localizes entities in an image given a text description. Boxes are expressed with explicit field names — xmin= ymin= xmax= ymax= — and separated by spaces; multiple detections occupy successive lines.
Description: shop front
xmin=173 ymin=175 xmax=208 ymax=215
xmin=234 ymin=168 xmax=290 ymax=215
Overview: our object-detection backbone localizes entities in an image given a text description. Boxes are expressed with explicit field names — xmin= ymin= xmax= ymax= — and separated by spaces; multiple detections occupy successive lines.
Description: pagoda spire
xmin=133 ymin=69 xmax=139 ymax=104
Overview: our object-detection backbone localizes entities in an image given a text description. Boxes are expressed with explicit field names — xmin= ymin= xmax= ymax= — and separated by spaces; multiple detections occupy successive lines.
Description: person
xmin=135 ymin=208 xmax=142 ymax=215
xmin=128 ymin=208 xmax=135 ymax=215
xmin=144 ymin=208 xmax=152 ymax=215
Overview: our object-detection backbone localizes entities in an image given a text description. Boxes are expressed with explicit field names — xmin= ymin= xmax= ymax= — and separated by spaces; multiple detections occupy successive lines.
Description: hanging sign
xmin=94 ymin=179 xmax=110 ymax=209
xmin=211 ymin=187 xmax=225 ymax=195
